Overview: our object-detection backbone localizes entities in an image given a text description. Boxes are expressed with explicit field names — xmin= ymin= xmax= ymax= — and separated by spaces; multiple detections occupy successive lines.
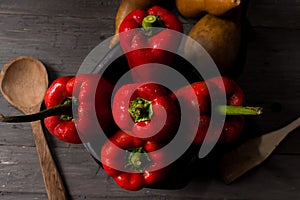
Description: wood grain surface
xmin=0 ymin=0 xmax=300 ymax=199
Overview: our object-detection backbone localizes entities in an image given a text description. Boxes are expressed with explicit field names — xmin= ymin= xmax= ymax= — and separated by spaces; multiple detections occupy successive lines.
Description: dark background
xmin=0 ymin=0 xmax=300 ymax=199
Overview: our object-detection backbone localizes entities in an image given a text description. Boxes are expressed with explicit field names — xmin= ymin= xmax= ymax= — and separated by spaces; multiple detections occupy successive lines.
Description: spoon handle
xmin=31 ymin=121 xmax=68 ymax=200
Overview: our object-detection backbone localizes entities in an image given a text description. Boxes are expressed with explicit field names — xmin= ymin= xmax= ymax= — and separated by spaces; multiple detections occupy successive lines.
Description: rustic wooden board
xmin=0 ymin=0 xmax=300 ymax=199
xmin=1 ymin=144 xmax=300 ymax=199
xmin=0 ymin=0 xmax=120 ymax=18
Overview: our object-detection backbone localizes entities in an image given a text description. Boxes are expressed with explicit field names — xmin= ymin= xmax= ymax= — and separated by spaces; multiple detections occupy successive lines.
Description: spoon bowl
xmin=0 ymin=56 xmax=68 ymax=200
xmin=0 ymin=56 xmax=48 ymax=112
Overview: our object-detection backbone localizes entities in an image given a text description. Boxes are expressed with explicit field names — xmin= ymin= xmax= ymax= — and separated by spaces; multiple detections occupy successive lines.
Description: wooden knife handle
xmin=31 ymin=121 xmax=68 ymax=200
xmin=220 ymin=117 xmax=300 ymax=184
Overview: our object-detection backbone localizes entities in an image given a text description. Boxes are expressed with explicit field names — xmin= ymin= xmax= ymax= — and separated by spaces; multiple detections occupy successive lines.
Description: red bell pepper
xmin=119 ymin=6 xmax=183 ymax=82
xmin=43 ymin=76 xmax=80 ymax=144
xmin=43 ymin=74 xmax=114 ymax=144
xmin=0 ymin=75 xmax=114 ymax=144
xmin=112 ymin=82 xmax=180 ymax=143
xmin=174 ymin=76 xmax=262 ymax=145
xmin=101 ymin=130 xmax=170 ymax=191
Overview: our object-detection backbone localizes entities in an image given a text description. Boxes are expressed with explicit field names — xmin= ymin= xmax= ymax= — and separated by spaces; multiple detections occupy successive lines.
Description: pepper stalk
xmin=125 ymin=147 xmax=152 ymax=173
xmin=142 ymin=15 xmax=166 ymax=29
xmin=0 ymin=98 xmax=262 ymax=123
xmin=0 ymin=98 xmax=73 ymax=123
xmin=217 ymin=105 xmax=263 ymax=115
xmin=128 ymin=97 xmax=262 ymax=123
xmin=141 ymin=15 xmax=166 ymax=36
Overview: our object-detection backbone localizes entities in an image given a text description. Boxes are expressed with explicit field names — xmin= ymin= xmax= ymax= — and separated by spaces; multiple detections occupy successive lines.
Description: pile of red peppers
xmin=0 ymin=6 xmax=263 ymax=191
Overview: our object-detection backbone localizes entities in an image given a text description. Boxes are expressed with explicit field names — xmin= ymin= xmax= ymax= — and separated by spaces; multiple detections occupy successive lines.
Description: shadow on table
xmin=151 ymin=118 xmax=264 ymax=190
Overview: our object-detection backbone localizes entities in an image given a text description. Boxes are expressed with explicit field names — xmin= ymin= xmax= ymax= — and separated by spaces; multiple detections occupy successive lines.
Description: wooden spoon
xmin=0 ymin=56 xmax=68 ymax=200
xmin=220 ymin=116 xmax=300 ymax=184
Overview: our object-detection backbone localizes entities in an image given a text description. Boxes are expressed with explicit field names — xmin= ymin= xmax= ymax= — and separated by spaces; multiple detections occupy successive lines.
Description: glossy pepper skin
xmin=44 ymin=76 xmax=80 ymax=144
xmin=101 ymin=130 xmax=170 ymax=191
xmin=44 ymin=74 xmax=113 ymax=144
xmin=119 ymin=6 xmax=183 ymax=82
xmin=208 ymin=76 xmax=245 ymax=143
xmin=174 ymin=76 xmax=245 ymax=144
xmin=71 ymin=74 xmax=114 ymax=141
xmin=112 ymin=82 xmax=180 ymax=143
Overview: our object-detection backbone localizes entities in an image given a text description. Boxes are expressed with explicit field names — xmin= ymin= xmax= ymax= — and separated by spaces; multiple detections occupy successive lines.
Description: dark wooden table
xmin=0 ymin=0 xmax=300 ymax=199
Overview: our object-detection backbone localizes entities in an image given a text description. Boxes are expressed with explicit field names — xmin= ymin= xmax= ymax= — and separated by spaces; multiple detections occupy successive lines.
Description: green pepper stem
xmin=217 ymin=105 xmax=263 ymax=115
xmin=142 ymin=14 xmax=166 ymax=30
xmin=128 ymin=97 xmax=153 ymax=123
xmin=0 ymin=100 xmax=73 ymax=123
xmin=142 ymin=15 xmax=157 ymax=29
xmin=125 ymin=147 xmax=151 ymax=173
